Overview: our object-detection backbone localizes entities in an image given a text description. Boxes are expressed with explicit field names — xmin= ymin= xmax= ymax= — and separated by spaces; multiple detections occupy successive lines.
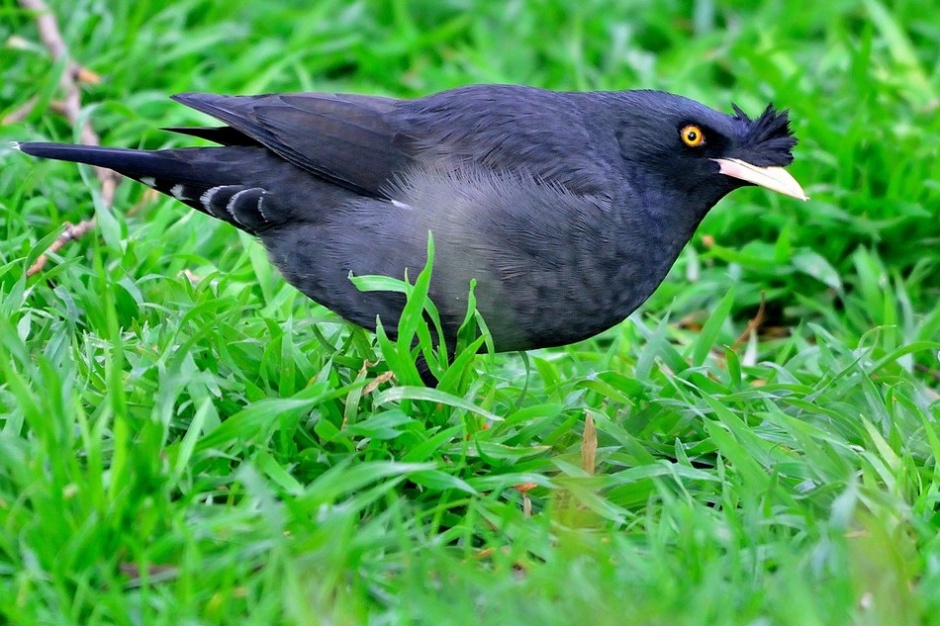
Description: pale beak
xmin=713 ymin=157 xmax=808 ymax=201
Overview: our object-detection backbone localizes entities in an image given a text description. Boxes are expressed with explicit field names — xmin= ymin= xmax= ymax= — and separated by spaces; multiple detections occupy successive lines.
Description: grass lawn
xmin=1 ymin=0 xmax=939 ymax=623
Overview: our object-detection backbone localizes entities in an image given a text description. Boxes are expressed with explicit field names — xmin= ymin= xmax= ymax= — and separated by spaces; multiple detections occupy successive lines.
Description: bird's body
xmin=18 ymin=84 xmax=805 ymax=358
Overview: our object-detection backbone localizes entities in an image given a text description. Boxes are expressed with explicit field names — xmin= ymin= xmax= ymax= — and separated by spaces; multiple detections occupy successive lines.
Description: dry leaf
xmin=581 ymin=412 xmax=597 ymax=475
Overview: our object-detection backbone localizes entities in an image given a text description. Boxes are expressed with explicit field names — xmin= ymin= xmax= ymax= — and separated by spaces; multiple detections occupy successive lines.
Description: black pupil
xmin=687 ymin=130 xmax=697 ymax=141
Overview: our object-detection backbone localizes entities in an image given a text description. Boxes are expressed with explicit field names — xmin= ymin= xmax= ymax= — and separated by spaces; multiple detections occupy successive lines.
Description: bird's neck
xmin=605 ymin=189 xmax=715 ymax=320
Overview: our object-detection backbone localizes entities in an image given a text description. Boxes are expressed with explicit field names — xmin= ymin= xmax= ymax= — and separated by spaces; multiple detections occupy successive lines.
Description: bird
xmin=15 ymin=84 xmax=806 ymax=380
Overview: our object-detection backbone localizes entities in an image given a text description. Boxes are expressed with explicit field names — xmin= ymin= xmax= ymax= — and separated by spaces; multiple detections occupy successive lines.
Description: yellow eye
xmin=680 ymin=124 xmax=705 ymax=148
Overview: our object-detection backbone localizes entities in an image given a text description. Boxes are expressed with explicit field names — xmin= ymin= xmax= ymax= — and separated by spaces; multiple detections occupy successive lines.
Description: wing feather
xmin=172 ymin=92 xmax=414 ymax=197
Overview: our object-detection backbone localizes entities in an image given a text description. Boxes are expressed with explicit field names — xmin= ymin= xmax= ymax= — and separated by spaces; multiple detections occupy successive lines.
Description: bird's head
xmin=615 ymin=91 xmax=806 ymax=213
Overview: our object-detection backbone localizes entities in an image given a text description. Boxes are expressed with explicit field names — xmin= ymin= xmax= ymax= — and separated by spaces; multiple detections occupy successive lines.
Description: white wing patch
xmin=225 ymin=189 xmax=251 ymax=226
xmin=257 ymin=194 xmax=270 ymax=223
xmin=200 ymin=186 xmax=224 ymax=217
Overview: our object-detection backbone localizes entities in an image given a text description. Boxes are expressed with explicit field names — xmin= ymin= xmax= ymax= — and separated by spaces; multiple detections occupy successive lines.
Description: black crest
xmin=732 ymin=103 xmax=797 ymax=166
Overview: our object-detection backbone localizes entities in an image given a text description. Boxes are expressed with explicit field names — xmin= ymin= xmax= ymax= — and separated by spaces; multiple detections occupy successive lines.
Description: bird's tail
xmin=14 ymin=141 xmax=277 ymax=234
xmin=16 ymin=142 xmax=185 ymax=180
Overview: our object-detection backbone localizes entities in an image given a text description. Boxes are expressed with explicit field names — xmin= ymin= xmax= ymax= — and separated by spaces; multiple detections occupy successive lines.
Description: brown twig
xmin=2 ymin=95 xmax=40 ymax=125
xmin=19 ymin=0 xmax=119 ymax=277
xmin=731 ymin=291 xmax=767 ymax=352
xmin=914 ymin=363 xmax=940 ymax=383
xmin=26 ymin=220 xmax=99 ymax=275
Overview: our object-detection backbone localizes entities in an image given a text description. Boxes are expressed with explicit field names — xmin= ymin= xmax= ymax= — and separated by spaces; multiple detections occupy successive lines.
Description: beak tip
xmin=715 ymin=157 xmax=807 ymax=202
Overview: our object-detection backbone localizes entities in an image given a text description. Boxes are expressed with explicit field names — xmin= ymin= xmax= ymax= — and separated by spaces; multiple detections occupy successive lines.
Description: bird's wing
xmin=173 ymin=86 xmax=617 ymax=201
xmin=171 ymin=92 xmax=415 ymax=198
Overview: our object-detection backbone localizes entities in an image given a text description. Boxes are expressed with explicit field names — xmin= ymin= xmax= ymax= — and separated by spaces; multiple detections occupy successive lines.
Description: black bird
xmin=16 ymin=85 xmax=805 ymax=372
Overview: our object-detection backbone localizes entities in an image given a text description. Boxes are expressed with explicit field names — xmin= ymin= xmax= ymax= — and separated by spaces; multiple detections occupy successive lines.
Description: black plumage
xmin=17 ymin=84 xmax=805 ymax=364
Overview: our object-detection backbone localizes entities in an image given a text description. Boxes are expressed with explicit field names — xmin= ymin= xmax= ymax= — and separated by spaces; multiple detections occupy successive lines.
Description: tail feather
xmin=16 ymin=141 xmax=278 ymax=234
xmin=162 ymin=126 xmax=258 ymax=146
xmin=16 ymin=142 xmax=188 ymax=182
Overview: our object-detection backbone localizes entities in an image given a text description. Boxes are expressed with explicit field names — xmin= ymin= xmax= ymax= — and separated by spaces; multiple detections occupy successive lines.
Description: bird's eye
xmin=680 ymin=124 xmax=706 ymax=148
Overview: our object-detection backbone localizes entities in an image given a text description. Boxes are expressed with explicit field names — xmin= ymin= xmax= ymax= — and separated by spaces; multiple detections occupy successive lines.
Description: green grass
xmin=1 ymin=0 xmax=939 ymax=624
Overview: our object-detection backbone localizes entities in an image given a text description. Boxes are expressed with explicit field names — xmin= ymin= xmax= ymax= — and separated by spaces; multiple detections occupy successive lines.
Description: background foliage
xmin=1 ymin=0 xmax=938 ymax=624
